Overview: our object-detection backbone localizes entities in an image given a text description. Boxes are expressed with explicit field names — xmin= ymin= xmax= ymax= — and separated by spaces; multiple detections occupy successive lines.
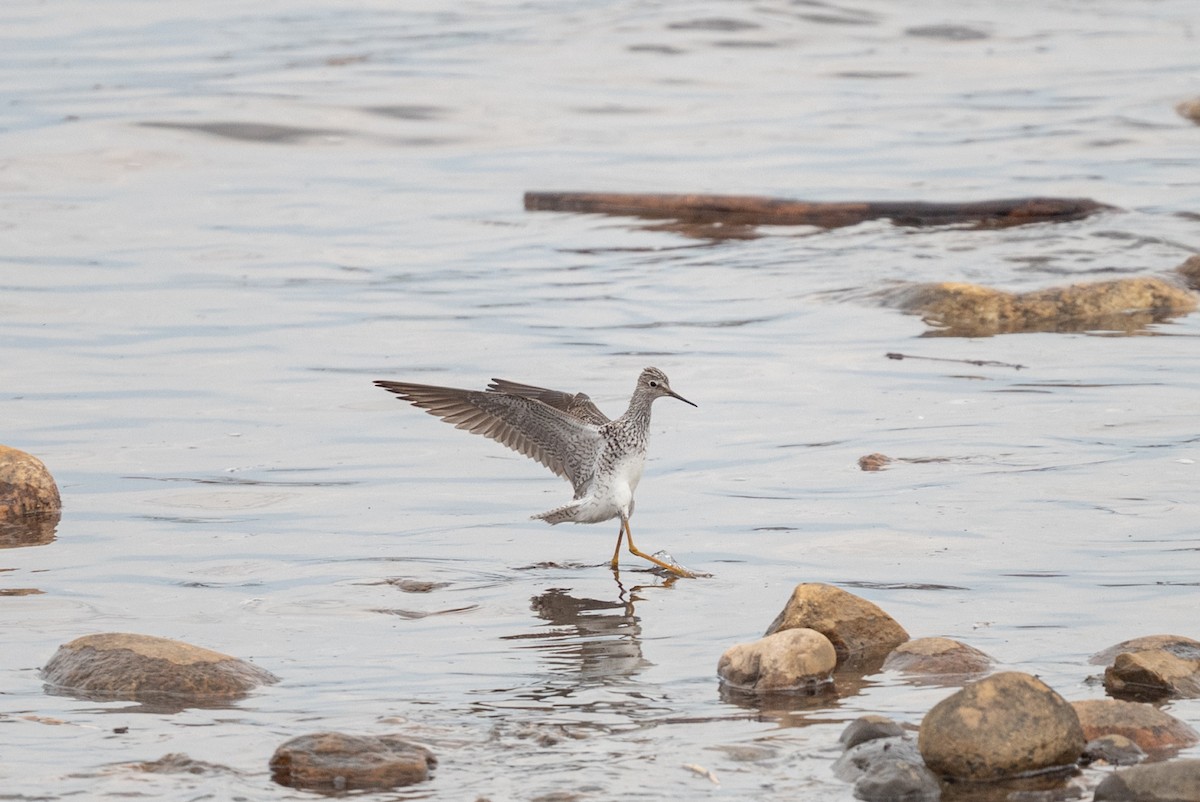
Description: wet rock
xmin=835 ymin=735 xmax=940 ymax=801
xmin=917 ymin=671 xmax=1085 ymax=781
xmin=0 ymin=445 xmax=61 ymax=548
xmin=854 ymin=757 xmax=941 ymax=802
xmin=1082 ymin=735 xmax=1146 ymax=767
xmin=764 ymin=583 xmax=909 ymax=668
xmin=0 ymin=445 xmax=61 ymax=517
xmin=840 ymin=715 xmax=907 ymax=749
xmin=883 ymin=637 xmax=993 ymax=681
xmin=858 ymin=453 xmax=893 ymax=471
xmin=891 ymin=277 xmax=1196 ymax=336
xmin=41 ymin=633 xmax=278 ymax=702
xmin=717 ymin=627 xmax=837 ymax=692
xmin=269 ymin=732 xmax=436 ymax=791
xmin=1094 ymin=758 xmax=1200 ymax=801
xmin=1072 ymin=699 xmax=1199 ymax=753
xmin=1105 ymin=650 xmax=1200 ymax=702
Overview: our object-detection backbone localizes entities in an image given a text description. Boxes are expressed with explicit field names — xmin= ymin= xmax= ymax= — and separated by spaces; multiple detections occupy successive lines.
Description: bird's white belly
xmin=572 ymin=452 xmax=644 ymax=524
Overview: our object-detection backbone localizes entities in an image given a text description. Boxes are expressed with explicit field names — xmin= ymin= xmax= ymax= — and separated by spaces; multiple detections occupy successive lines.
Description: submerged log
xmin=524 ymin=191 xmax=1114 ymax=229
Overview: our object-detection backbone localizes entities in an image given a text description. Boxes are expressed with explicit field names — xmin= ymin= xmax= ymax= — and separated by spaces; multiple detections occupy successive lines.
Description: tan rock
xmin=1073 ymin=699 xmax=1198 ymax=754
xmin=41 ymin=633 xmax=278 ymax=701
xmin=893 ymin=277 xmax=1196 ymax=336
xmin=717 ymin=628 xmax=837 ymax=692
xmin=1105 ymin=650 xmax=1200 ymax=701
xmin=0 ymin=445 xmax=60 ymax=518
xmin=0 ymin=445 xmax=61 ymax=548
xmin=270 ymin=732 xmax=436 ymax=791
xmin=765 ymin=583 xmax=909 ymax=666
xmin=918 ymin=671 xmax=1084 ymax=781
xmin=883 ymin=637 xmax=993 ymax=680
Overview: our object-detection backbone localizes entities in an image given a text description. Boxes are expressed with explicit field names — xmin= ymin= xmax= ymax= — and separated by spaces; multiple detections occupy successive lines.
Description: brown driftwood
xmin=523 ymin=191 xmax=1114 ymax=229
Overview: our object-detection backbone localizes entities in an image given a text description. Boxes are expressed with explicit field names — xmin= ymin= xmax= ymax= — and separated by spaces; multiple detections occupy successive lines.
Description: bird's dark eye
xmin=649 ymin=380 xmax=659 ymax=387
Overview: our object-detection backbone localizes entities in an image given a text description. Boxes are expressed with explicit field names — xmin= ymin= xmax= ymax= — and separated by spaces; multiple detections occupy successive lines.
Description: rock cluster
xmin=721 ymin=583 xmax=1200 ymax=799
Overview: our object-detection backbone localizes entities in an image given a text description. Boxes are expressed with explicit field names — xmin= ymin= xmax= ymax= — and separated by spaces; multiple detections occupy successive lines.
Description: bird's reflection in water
xmin=500 ymin=575 xmax=667 ymax=689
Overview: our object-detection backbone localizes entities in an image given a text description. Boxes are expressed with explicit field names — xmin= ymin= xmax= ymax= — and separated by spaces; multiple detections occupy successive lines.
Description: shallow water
xmin=2 ymin=0 xmax=1199 ymax=798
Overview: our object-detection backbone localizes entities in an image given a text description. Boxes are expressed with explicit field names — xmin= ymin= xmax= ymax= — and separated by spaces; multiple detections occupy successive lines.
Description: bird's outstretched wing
xmin=486 ymin=378 xmax=611 ymax=426
xmin=375 ymin=380 xmax=602 ymax=493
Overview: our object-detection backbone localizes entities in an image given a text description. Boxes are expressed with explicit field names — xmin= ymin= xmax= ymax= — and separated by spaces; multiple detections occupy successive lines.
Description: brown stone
xmin=858 ymin=453 xmax=893 ymax=472
xmin=917 ymin=671 xmax=1085 ymax=781
xmin=717 ymin=628 xmax=837 ymax=692
xmin=1073 ymin=699 xmax=1199 ymax=754
xmin=1105 ymin=650 xmax=1200 ymax=701
xmin=41 ymin=633 xmax=278 ymax=701
xmin=883 ymin=637 xmax=993 ymax=680
xmin=892 ymin=277 xmax=1196 ymax=336
xmin=270 ymin=732 xmax=436 ymax=791
xmin=0 ymin=445 xmax=61 ymax=518
xmin=0 ymin=445 xmax=61 ymax=548
xmin=765 ymin=583 xmax=909 ymax=666
xmin=1095 ymin=758 xmax=1200 ymax=801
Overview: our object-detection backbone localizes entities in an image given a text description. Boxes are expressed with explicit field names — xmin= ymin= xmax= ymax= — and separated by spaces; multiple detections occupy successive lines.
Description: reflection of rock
xmin=1094 ymin=635 xmax=1200 ymax=702
xmin=717 ymin=628 xmax=837 ymax=692
xmin=918 ymin=672 xmax=1084 ymax=781
xmin=269 ymin=732 xmax=436 ymax=791
xmin=0 ymin=445 xmax=61 ymax=548
xmin=132 ymin=753 xmax=235 ymax=775
xmin=765 ymin=583 xmax=909 ymax=669
xmin=1094 ymin=758 xmax=1200 ymax=801
xmin=41 ymin=633 xmax=278 ymax=703
xmin=890 ymin=276 xmax=1196 ymax=336
xmin=883 ymin=637 xmax=993 ymax=683
xmin=1073 ymin=699 xmax=1199 ymax=754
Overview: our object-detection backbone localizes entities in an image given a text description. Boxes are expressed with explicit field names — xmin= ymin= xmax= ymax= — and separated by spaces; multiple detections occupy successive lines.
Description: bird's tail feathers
xmin=532 ymin=503 xmax=579 ymax=525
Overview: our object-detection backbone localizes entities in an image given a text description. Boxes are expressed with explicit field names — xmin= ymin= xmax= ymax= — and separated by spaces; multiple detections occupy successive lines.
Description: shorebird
xmin=374 ymin=367 xmax=698 ymax=577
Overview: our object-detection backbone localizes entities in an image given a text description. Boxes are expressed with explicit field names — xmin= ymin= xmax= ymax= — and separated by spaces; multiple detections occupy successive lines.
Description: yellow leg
xmin=622 ymin=518 xmax=696 ymax=578
xmin=610 ymin=523 xmax=624 ymax=569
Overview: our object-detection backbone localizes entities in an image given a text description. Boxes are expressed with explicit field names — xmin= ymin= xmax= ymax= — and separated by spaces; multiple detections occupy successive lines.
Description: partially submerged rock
xmin=0 ymin=445 xmax=61 ymax=548
xmin=917 ymin=671 xmax=1084 ymax=782
xmin=717 ymin=627 xmax=837 ymax=692
xmin=1083 ymin=734 xmax=1146 ymax=767
xmin=839 ymin=715 xmax=907 ymax=750
xmin=764 ymin=583 xmax=909 ymax=668
xmin=834 ymin=725 xmax=940 ymax=802
xmin=41 ymin=633 xmax=277 ymax=702
xmin=891 ymin=276 xmax=1196 ymax=336
xmin=1073 ymin=699 xmax=1199 ymax=754
xmin=883 ymin=637 xmax=993 ymax=682
xmin=269 ymin=732 xmax=436 ymax=791
xmin=1095 ymin=636 xmax=1200 ymax=701
xmin=1094 ymin=758 xmax=1200 ymax=801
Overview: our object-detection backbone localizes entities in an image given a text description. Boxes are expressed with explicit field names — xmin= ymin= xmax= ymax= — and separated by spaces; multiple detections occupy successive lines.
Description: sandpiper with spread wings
xmin=374 ymin=367 xmax=698 ymax=577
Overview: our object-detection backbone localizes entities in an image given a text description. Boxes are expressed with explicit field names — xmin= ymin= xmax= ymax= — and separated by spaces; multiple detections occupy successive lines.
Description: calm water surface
xmin=2 ymin=1 xmax=1199 ymax=799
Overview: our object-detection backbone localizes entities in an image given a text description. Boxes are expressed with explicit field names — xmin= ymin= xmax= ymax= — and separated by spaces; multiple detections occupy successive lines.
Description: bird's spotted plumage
xmin=375 ymin=367 xmax=697 ymax=576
